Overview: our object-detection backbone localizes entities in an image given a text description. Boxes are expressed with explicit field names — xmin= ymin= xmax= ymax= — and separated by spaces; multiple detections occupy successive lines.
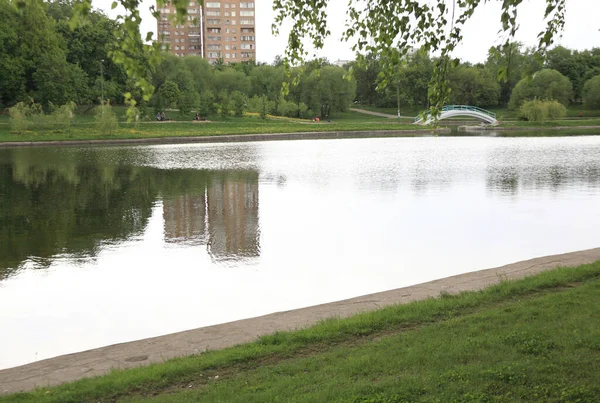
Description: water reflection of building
xmin=207 ymin=177 xmax=260 ymax=259
xmin=163 ymin=194 xmax=207 ymax=243
xmin=162 ymin=172 xmax=260 ymax=260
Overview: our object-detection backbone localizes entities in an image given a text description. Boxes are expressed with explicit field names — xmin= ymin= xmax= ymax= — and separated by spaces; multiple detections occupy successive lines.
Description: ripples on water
xmin=1 ymin=135 xmax=600 ymax=369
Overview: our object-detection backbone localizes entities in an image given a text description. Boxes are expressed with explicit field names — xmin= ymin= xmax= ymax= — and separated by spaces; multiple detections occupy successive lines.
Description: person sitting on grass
xmin=156 ymin=112 xmax=161 ymax=121
xmin=195 ymin=112 xmax=201 ymax=121
xmin=161 ymin=111 xmax=166 ymax=121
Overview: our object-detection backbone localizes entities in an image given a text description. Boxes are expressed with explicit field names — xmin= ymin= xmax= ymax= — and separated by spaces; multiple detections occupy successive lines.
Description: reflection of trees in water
xmin=0 ymin=148 xmax=261 ymax=280
xmin=486 ymin=165 xmax=600 ymax=195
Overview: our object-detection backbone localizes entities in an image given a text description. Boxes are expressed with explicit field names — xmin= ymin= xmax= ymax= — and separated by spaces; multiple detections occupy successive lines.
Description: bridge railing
xmin=413 ymin=105 xmax=497 ymax=123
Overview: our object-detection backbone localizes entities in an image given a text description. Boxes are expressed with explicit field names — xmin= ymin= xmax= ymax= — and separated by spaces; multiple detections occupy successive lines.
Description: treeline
xmin=0 ymin=0 xmax=131 ymax=108
xmin=0 ymin=0 xmax=356 ymax=120
xmin=2 ymin=0 xmax=599 ymax=120
xmin=150 ymin=56 xmax=356 ymax=119
xmin=350 ymin=44 xmax=600 ymax=111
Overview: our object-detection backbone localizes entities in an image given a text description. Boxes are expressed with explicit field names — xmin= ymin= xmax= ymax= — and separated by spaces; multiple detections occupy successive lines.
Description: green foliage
xmin=230 ymin=91 xmax=247 ymax=117
xmin=509 ymin=69 xmax=573 ymax=109
xmin=95 ymin=101 xmax=118 ymax=135
xmin=448 ymin=65 xmax=501 ymax=107
xmin=9 ymin=100 xmax=76 ymax=133
xmin=124 ymin=93 xmax=140 ymax=126
xmin=198 ymin=90 xmax=216 ymax=117
xmin=50 ymin=101 xmax=76 ymax=132
xmin=8 ymin=102 xmax=30 ymax=133
xmin=177 ymin=91 xmax=200 ymax=117
xmin=216 ymin=91 xmax=231 ymax=117
xmin=156 ymin=80 xmax=181 ymax=111
xmin=518 ymin=99 xmax=566 ymax=122
xmin=545 ymin=99 xmax=567 ymax=119
xmin=247 ymin=95 xmax=275 ymax=119
xmin=583 ymin=75 xmax=600 ymax=110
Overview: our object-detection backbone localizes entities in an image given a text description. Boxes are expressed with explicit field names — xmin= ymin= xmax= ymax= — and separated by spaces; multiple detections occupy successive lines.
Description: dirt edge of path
xmin=2 ymin=247 xmax=600 ymax=394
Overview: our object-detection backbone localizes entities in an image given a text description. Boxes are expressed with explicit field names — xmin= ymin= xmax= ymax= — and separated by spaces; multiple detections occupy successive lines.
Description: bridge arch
xmin=413 ymin=105 xmax=498 ymax=125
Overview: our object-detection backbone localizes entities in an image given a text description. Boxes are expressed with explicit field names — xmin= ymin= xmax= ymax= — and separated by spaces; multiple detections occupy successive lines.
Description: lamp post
xmin=100 ymin=59 xmax=105 ymax=105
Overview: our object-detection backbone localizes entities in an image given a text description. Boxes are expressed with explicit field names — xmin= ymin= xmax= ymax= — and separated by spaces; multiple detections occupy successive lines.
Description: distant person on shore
xmin=161 ymin=111 xmax=166 ymax=121
xmin=156 ymin=112 xmax=161 ymax=121
xmin=195 ymin=112 xmax=201 ymax=121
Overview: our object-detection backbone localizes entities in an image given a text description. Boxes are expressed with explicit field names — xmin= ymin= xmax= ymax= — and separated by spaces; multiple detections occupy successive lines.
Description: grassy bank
xmin=0 ymin=112 xmax=430 ymax=144
xmin=4 ymin=260 xmax=600 ymax=402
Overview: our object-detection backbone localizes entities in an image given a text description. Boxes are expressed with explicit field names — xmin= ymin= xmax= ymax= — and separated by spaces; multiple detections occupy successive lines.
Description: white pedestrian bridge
xmin=413 ymin=105 xmax=498 ymax=125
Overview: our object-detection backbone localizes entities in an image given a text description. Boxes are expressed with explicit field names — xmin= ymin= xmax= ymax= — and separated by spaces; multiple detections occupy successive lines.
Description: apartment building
xmin=156 ymin=1 xmax=256 ymax=64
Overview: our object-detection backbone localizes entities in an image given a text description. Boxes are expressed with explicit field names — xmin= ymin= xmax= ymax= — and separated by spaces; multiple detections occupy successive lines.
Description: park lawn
xmin=4 ymin=261 xmax=600 ymax=403
xmin=0 ymin=115 xmax=429 ymax=144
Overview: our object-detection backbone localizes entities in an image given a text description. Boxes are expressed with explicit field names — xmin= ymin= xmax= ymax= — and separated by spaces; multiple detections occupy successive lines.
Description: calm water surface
xmin=1 ymin=135 xmax=600 ymax=369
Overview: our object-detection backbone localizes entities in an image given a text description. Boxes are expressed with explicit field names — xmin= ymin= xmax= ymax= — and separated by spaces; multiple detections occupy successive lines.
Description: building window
xmin=231 ymin=11 xmax=236 ymax=16
xmin=225 ymin=54 xmax=231 ymax=59
xmin=207 ymin=19 xmax=220 ymax=24
xmin=206 ymin=2 xmax=221 ymax=7
xmin=240 ymin=10 xmax=254 ymax=16
xmin=240 ymin=19 xmax=254 ymax=25
xmin=240 ymin=2 xmax=254 ymax=8
xmin=206 ymin=10 xmax=220 ymax=16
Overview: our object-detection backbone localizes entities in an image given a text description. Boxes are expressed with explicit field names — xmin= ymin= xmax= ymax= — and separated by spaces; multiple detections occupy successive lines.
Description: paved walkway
xmin=1 ymin=247 xmax=600 ymax=394
xmin=350 ymin=108 xmax=399 ymax=119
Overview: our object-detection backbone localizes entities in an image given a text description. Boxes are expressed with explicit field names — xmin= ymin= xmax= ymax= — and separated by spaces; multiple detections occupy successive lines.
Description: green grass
xmin=4 ymin=260 xmax=600 ymax=402
xmin=0 ymin=111 xmax=430 ymax=144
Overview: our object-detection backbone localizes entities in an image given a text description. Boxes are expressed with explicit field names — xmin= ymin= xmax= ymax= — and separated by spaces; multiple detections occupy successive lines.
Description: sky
xmin=96 ymin=0 xmax=600 ymax=64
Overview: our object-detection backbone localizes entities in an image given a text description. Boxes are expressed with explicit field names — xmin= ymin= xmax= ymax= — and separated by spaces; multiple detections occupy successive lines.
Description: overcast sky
xmin=96 ymin=0 xmax=600 ymax=64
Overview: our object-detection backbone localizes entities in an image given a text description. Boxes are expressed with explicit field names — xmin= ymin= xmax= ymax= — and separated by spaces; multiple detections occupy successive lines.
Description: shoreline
xmin=0 ymin=124 xmax=599 ymax=148
xmin=1 ymin=247 xmax=600 ymax=394
xmin=0 ymin=129 xmax=445 ymax=148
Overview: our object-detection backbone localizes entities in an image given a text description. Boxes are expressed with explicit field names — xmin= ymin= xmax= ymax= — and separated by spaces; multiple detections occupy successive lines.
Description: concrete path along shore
xmin=1 ymin=247 xmax=600 ymax=394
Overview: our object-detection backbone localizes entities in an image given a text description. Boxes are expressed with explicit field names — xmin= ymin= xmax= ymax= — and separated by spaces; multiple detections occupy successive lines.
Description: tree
xmin=448 ymin=65 xmax=500 ymax=107
xmin=272 ymin=0 xmax=569 ymax=120
xmin=508 ymin=69 xmax=572 ymax=109
xmin=303 ymin=66 xmax=356 ymax=119
xmin=349 ymin=53 xmax=381 ymax=105
xmin=582 ymin=75 xmax=600 ymax=110
xmin=155 ymin=80 xmax=180 ymax=111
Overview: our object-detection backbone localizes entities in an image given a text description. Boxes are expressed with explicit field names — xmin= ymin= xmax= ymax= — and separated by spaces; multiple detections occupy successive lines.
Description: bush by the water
xmin=9 ymin=101 xmax=75 ymax=133
xmin=95 ymin=102 xmax=119 ymax=135
xmin=518 ymin=99 xmax=567 ymax=122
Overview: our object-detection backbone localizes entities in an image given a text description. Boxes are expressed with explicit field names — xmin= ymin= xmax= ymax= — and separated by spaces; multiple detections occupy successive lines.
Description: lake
xmin=1 ymin=135 xmax=600 ymax=369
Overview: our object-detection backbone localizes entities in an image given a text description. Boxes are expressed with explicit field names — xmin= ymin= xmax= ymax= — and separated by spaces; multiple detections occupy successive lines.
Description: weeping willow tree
xmin=66 ymin=0 xmax=567 ymax=121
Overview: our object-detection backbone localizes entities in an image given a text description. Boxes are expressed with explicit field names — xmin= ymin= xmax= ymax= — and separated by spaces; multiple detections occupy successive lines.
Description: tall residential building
xmin=156 ymin=1 xmax=256 ymax=64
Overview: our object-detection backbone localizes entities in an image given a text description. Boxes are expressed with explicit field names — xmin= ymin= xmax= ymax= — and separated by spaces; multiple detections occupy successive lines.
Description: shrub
xmin=230 ymin=91 xmax=247 ymax=117
xmin=582 ymin=75 xmax=600 ymax=110
xmin=247 ymin=95 xmax=275 ymax=119
xmin=9 ymin=102 xmax=30 ymax=133
xmin=51 ymin=101 xmax=76 ymax=132
xmin=518 ymin=99 xmax=566 ymax=122
xmin=545 ymin=100 xmax=567 ymax=120
xmin=95 ymin=101 xmax=118 ymax=135
xmin=509 ymin=69 xmax=572 ymax=110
